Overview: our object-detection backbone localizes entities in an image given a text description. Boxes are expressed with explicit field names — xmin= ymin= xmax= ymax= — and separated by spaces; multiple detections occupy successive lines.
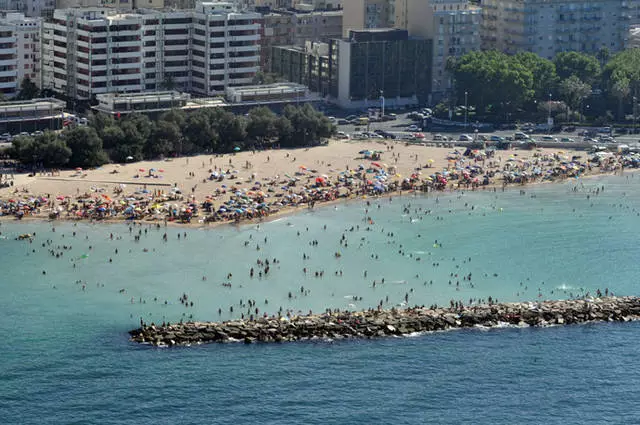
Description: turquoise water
xmin=2 ymin=173 xmax=640 ymax=424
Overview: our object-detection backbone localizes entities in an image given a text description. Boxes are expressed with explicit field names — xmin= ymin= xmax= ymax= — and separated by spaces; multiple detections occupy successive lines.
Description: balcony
xmin=0 ymin=69 xmax=17 ymax=78
xmin=0 ymin=80 xmax=17 ymax=89
xmin=110 ymin=40 xmax=141 ymax=48
xmin=226 ymin=24 xmax=261 ymax=32
xmin=228 ymin=66 xmax=258 ymax=74
xmin=229 ymin=34 xmax=260 ymax=42
xmin=0 ymin=59 xmax=15 ymax=66
xmin=0 ymin=47 xmax=17 ymax=55
xmin=227 ymin=55 xmax=260 ymax=63
xmin=110 ymin=61 xmax=141 ymax=70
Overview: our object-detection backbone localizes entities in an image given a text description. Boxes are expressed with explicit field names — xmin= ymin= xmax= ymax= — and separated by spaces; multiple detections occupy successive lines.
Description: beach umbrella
xmin=233 ymin=147 xmax=241 ymax=152
xmin=139 ymin=168 xmax=145 ymax=172
xmin=75 ymin=167 xmax=82 ymax=171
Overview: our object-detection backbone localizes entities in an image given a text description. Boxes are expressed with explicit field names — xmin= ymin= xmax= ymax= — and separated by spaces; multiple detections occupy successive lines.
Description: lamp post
xmin=379 ymin=90 xmax=385 ymax=118
xmin=464 ymin=91 xmax=468 ymax=129
xmin=634 ymin=96 xmax=637 ymax=132
xmin=547 ymin=93 xmax=552 ymax=127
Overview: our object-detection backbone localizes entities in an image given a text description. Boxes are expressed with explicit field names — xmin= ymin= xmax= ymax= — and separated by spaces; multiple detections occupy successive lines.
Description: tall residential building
xmin=481 ymin=0 xmax=640 ymax=58
xmin=0 ymin=0 xmax=55 ymax=18
xmin=395 ymin=0 xmax=480 ymax=101
xmin=41 ymin=2 xmax=261 ymax=100
xmin=0 ymin=13 xmax=41 ymax=98
xmin=342 ymin=0 xmax=394 ymax=37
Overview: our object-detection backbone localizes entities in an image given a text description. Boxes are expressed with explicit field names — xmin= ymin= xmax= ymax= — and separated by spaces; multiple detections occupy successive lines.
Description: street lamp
xmin=379 ymin=90 xmax=385 ymax=118
xmin=634 ymin=96 xmax=637 ymax=132
xmin=464 ymin=91 xmax=468 ymax=129
xmin=547 ymin=93 xmax=552 ymax=126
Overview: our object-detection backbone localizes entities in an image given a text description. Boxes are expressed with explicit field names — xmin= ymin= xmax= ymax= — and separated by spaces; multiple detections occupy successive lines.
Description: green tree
xmin=210 ymin=109 xmax=246 ymax=151
xmin=16 ymin=77 xmax=39 ymax=100
xmin=553 ymin=52 xmax=601 ymax=86
xmin=611 ymin=76 xmax=630 ymax=120
xmin=11 ymin=133 xmax=72 ymax=168
xmin=87 ymin=112 xmax=116 ymax=139
xmin=183 ymin=110 xmax=218 ymax=152
xmin=559 ymin=75 xmax=591 ymax=113
xmin=514 ymin=52 xmax=558 ymax=100
xmin=101 ymin=125 xmax=126 ymax=150
xmin=63 ymin=127 xmax=108 ymax=168
xmin=246 ymin=107 xmax=278 ymax=143
xmin=450 ymin=50 xmax=535 ymax=113
xmin=145 ymin=121 xmax=181 ymax=158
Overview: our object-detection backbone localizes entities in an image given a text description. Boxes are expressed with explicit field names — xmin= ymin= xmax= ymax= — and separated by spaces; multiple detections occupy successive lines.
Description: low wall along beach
xmin=130 ymin=297 xmax=640 ymax=346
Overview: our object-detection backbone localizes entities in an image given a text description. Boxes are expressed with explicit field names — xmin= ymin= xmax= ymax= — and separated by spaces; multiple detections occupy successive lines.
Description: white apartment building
xmin=0 ymin=13 xmax=41 ymax=98
xmin=0 ymin=0 xmax=55 ymax=18
xmin=481 ymin=0 xmax=640 ymax=58
xmin=41 ymin=2 xmax=260 ymax=100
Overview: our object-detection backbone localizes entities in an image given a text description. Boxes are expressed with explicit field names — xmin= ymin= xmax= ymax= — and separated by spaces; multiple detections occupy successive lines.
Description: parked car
xmin=335 ymin=131 xmax=350 ymax=140
xmin=514 ymin=132 xmax=529 ymax=140
xmin=560 ymin=137 xmax=575 ymax=143
xmin=459 ymin=134 xmax=473 ymax=141
xmin=0 ymin=132 xmax=11 ymax=141
xmin=541 ymin=135 xmax=558 ymax=142
xmin=337 ymin=119 xmax=349 ymax=125
xmin=489 ymin=135 xmax=504 ymax=142
xmin=433 ymin=134 xmax=444 ymax=141
xmin=406 ymin=124 xmax=420 ymax=132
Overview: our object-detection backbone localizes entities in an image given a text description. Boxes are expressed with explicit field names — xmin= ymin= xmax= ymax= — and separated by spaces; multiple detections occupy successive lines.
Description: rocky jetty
xmin=129 ymin=297 xmax=640 ymax=347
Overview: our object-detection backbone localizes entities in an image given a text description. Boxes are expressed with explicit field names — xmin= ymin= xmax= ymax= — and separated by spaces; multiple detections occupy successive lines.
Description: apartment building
xmin=0 ymin=13 xmax=41 ymax=98
xmin=481 ymin=0 xmax=640 ymax=58
xmin=342 ymin=0 xmax=395 ymax=37
xmin=0 ymin=0 xmax=55 ymax=18
xmin=259 ymin=9 xmax=341 ymax=69
xmin=41 ymin=2 xmax=260 ymax=100
xmin=395 ymin=0 xmax=480 ymax=101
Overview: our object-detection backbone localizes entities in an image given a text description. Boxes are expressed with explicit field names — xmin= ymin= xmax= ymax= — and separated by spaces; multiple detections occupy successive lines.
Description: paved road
xmin=335 ymin=112 xmax=640 ymax=145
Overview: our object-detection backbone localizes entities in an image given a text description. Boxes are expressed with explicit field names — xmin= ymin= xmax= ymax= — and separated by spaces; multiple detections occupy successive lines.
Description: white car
xmin=541 ymin=135 xmax=558 ymax=142
xmin=406 ymin=125 xmax=420 ymax=132
xmin=458 ymin=134 xmax=473 ymax=141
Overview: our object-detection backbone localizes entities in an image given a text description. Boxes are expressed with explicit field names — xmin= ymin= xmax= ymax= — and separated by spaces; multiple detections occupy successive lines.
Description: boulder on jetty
xmin=129 ymin=297 xmax=640 ymax=347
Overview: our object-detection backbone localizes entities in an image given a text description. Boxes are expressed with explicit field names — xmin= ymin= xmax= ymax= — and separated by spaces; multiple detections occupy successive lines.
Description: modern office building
xmin=332 ymin=28 xmax=430 ymax=108
xmin=271 ymin=29 xmax=431 ymax=109
xmin=41 ymin=2 xmax=261 ymax=100
xmin=0 ymin=12 xmax=41 ymax=99
xmin=481 ymin=0 xmax=640 ymax=58
xmin=395 ymin=0 xmax=480 ymax=101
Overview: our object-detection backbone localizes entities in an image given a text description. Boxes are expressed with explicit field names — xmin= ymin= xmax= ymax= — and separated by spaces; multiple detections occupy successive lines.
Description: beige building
xmin=342 ymin=0 xmax=394 ymax=37
xmin=395 ymin=0 xmax=480 ymax=101
xmin=260 ymin=10 xmax=342 ymax=69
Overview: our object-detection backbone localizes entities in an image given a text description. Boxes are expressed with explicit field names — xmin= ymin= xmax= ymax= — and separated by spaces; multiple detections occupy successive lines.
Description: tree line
xmin=9 ymin=104 xmax=334 ymax=168
xmin=446 ymin=48 xmax=640 ymax=123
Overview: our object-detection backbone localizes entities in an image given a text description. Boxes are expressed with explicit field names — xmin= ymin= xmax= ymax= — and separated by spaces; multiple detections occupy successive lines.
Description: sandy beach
xmin=0 ymin=139 xmax=619 ymax=224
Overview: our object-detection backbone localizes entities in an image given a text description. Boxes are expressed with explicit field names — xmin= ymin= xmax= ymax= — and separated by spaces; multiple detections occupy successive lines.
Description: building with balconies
xmin=0 ymin=12 xmax=40 ymax=99
xmin=481 ymin=0 xmax=640 ymax=58
xmin=41 ymin=1 xmax=261 ymax=100
xmin=395 ymin=0 xmax=480 ymax=102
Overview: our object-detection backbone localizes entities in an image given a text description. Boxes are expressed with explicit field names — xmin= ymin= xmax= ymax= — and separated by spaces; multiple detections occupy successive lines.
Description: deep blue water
xmin=3 ymin=174 xmax=640 ymax=424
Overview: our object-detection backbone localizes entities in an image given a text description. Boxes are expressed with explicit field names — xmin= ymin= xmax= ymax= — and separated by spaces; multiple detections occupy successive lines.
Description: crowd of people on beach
xmin=0 ymin=144 xmax=637 ymax=225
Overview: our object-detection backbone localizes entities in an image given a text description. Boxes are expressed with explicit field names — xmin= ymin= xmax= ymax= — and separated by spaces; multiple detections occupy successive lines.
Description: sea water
xmin=2 ymin=173 xmax=640 ymax=424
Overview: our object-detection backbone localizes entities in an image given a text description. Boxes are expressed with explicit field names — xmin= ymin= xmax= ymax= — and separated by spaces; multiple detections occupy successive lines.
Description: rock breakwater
xmin=129 ymin=297 xmax=640 ymax=346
